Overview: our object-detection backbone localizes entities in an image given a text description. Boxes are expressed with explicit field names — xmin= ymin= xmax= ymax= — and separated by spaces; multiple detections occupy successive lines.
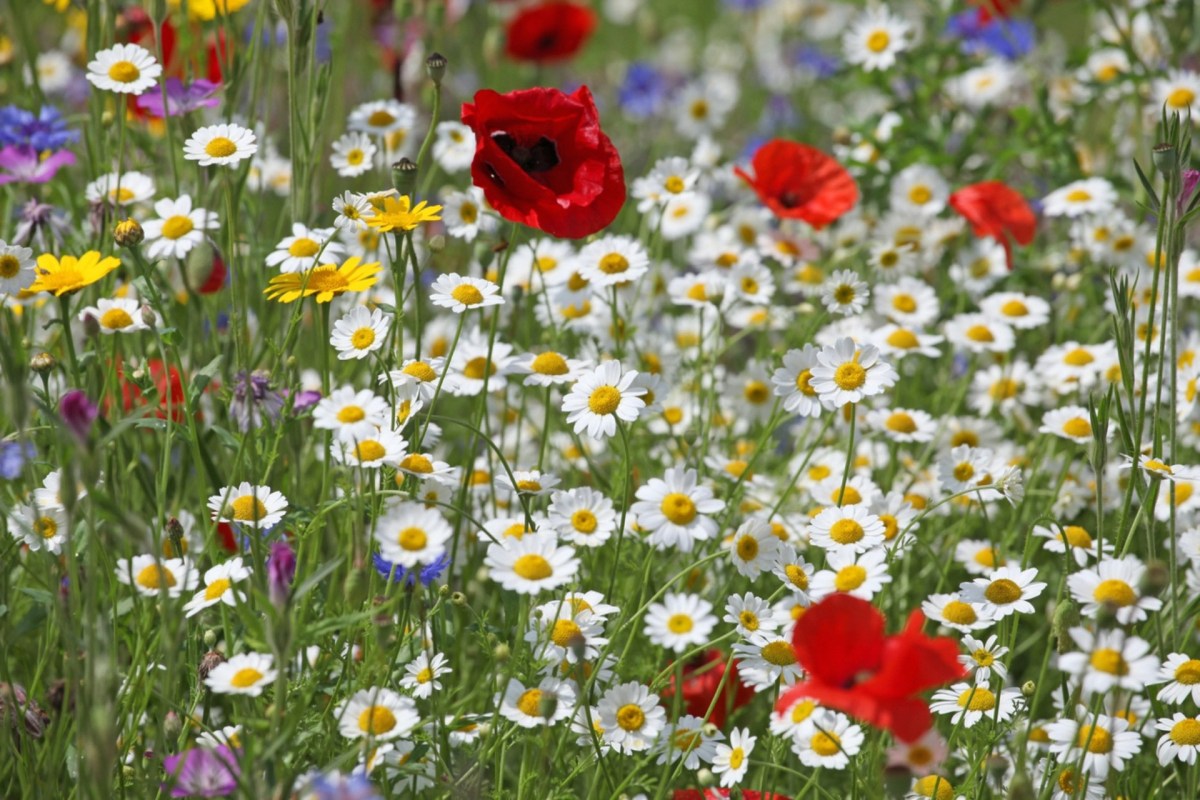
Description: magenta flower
xmin=267 ymin=540 xmax=296 ymax=608
xmin=0 ymin=146 xmax=76 ymax=185
xmin=162 ymin=746 xmax=240 ymax=798
xmin=59 ymin=390 xmax=98 ymax=443
xmin=136 ymin=78 xmax=221 ymax=118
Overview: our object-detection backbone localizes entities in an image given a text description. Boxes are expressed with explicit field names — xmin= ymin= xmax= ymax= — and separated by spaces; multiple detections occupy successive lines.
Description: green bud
xmin=1153 ymin=142 xmax=1178 ymax=174
xmin=392 ymin=158 xmax=418 ymax=197
xmin=426 ymin=52 xmax=447 ymax=85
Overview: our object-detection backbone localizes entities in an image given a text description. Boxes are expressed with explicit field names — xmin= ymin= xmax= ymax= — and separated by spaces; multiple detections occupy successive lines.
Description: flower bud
xmin=59 ymin=390 xmax=98 ymax=443
xmin=114 ymin=218 xmax=144 ymax=248
xmin=30 ymin=352 xmax=56 ymax=376
xmin=451 ymin=591 xmax=467 ymax=606
xmin=1152 ymin=143 xmax=1177 ymax=175
xmin=198 ymin=651 xmax=225 ymax=682
xmin=81 ymin=312 xmax=101 ymax=339
xmin=1021 ymin=680 xmax=1036 ymax=698
xmin=392 ymin=158 xmax=418 ymax=197
xmin=268 ymin=540 xmax=297 ymax=609
xmin=493 ymin=642 xmax=510 ymax=663
xmin=163 ymin=710 xmax=182 ymax=738
xmin=203 ymin=629 xmax=218 ymax=647
xmin=140 ymin=304 xmax=157 ymax=330
xmin=165 ymin=517 xmax=186 ymax=558
xmin=696 ymin=768 xmax=717 ymax=788
xmin=426 ymin=52 xmax=447 ymax=85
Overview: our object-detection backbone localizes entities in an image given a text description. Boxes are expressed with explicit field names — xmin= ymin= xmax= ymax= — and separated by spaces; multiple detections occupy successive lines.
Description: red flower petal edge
xmin=462 ymin=85 xmax=625 ymax=239
xmin=734 ymin=139 xmax=858 ymax=229
xmin=505 ymin=2 xmax=597 ymax=63
xmin=949 ymin=180 xmax=1036 ymax=270
xmin=776 ymin=594 xmax=964 ymax=743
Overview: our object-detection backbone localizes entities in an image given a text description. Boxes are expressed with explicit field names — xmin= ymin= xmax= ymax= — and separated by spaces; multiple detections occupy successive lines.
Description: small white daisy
xmin=86 ymin=43 xmax=161 ymax=95
xmin=207 ymin=482 xmax=288 ymax=529
xmin=329 ymin=131 xmax=377 ymax=177
xmin=204 ymin=652 xmax=276 ymax=697
xmin=334 ymin=687 xmax=420 ymax=741
xmin=330 ymin=305 xmax=390 ymax=361
xmin=183 ymin=123 xmax=259 ymax=167
xmin=429 ymin=274 xmax=504 ymax=313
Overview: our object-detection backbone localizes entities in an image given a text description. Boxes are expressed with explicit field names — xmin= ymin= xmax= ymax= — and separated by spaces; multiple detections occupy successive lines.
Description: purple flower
xmin=373 ymin=551 xmax=450 ymax=588
xmin=303 ymin=772 xmax=382 ymax=800
xmin=59 ymin=390 xmax=98 ymax=443
xmin=267 ymin=540 xmax=296 ymax=607
xmin=162 ymin=746 xmax=240 ymax=798
xmin=14 ymin=199 xmax=71 ymax=249
xmin=230 ymin=370 xmax=286 ymax=432
xmin=293 ymin=389 xmax=322 ymax=412
xmin=0 ymin=146 xmax=76 ymax=185
xmin=1180 ymin=169 xmax=1200 ymax=215
xmin=618 ymin=63 xmax=669 ymax=119
xmin=0 ymin=105 xmax=78 ymax=150
xmin=945 ymin=10 xmax=1034 ymax=61
xmin=0 ymin=441 xmax=35 ymax=480
xmin=135 ymin=79 xmax=222 ymax=118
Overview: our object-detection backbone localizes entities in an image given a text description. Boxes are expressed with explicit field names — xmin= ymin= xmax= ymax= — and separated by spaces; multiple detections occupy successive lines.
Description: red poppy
xmin=662 ymin=649 xmax=755 ymax=730
xmin=972 ymin=0 xmax=1021 ymax=22
xmin=775 ymin=594 xmax=963 ymax=743
xmin=948 ymin=180 xmax=1036 ymax=269
xmin=505 ymin=2 xmax=597 ymax=63
xmin=196 ymin=252 xmax=228 ymax=295
xmin=116 ymin=358 xmax=191 ymax=423
xmin=734 ymin=140 xmax=858 ymax=229
xmin=462 ymin=85 xmax=626 ymax=239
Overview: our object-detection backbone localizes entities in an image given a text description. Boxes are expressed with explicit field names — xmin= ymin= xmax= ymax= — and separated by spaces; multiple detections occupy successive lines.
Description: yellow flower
xmin=167 ymin=0 xmax=252 ymax=20
xmin=29 ymin=252 xmax=121 ymax=297
xmin=43 ymin=0 xmax=71 ymax=11
xmin=264 ymin=257 xmax=382 ymax=304
xmin=367 ymin=195 xmax=443 ymax=233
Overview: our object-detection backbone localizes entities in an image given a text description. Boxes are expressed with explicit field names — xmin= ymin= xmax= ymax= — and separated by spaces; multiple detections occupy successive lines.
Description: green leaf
xmin=191 ymin=354 xmax=224 ymax=394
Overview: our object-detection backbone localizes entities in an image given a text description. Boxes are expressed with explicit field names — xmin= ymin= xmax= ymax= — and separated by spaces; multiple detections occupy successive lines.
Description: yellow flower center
xmin=1060 ymin=525 xmax=1093 ymax=548
xmin=887 ymin=329 xmax=919 ymax=349
xmin=989 ymin=378 xmax=1019 ymax=400
xmin=972 ymin=649 xmax=994 ymax=667
xmin=831 ymin=486 xmax=862 ymax=506
xmin=762 ymin=641 xmax=796 ymax=666
xmin=617 ymin=704 xmax=645 ymax=731
xmin=833 ymin=362 xmax=867 ymax=390
xmin=728 ymin=747 xmax=745 ymax=769
xmin=367 ymin=110 xmax=395 ymax=127
xmin=571 ymin=509 xmax=598 ymax=533
xmin=866 ymin=30 xmax=890 ymax=53
xmin=346 ymin=149 xmax=364 ymax=166
xmin=229 ymin=667 xmax=263 ymax=688
xmin=136 ymin=564 xmax=176 ymax=590
xmin=355 ymin=440 xmax=386 ymax=462
xmin=204 ymin=578 xmax=232 ymax=601
xmin=829 ymin=519 xmax=864 ymax=544
xmin=531 ymin=352 xmax=569 ymax=375
xmin=744 ymin=380 xmax=770 ymax=404
xmin=1065 ymin=189 xmax=1092 ymax=203
xmin=451 ymin=284 xmax=485 ymax=306
xmin=833 ymin=284 xmax=856 ymax=304
xmin=1168 ymin=88 xmax=1196 ymax=108
xmin=667 ymin=613 xmax=694 ymax=634
xmin=230 ymin=495 xmax=267 ymax=522
xmin=396 ymin=455 xmax=433 ymax=476
xmin=942 ymin=600 xmax=977 ymax=625
xmin=664 ymin=176 xmax=685 ymax=194
xmin=516 ymin=480 xmax=542 ymax=492
xmin=1093 ymin=579 xmax=1136 ymax=607
xmin=784 ymin=564 xmax=810 ymax=590
xmin=462 ymin=356 xmax=494 ymax=380
xmin=358 ymin=705 xmax=397 ymax=735
xmin=984 ymin=578 xmax=1022 ymax=605
xmin=1175 ymin=659 xmax=1200 ymax=684
xmin=107 ymin=60 xmax=141 ymax=83
xmin=512 ymin=554 xmax=553 ymax=581
xmin=588 ymin=386 xmax=622 ymax=415
xmin=1090 ymin=648 xmax=1129 ymax=676
xmin=204 ymin=136 xmax=238 ymax=158
xmin=661 ymin=493 xmax=698 ymax=525
xmin=886 ymin=412 xmax=917 ymax=433
xmin=956 ymin=687 xmax=996 ymax=711
xmin=100 ymin=308 xmax=134 ymax=329
xmin=1000 ymin=300 xmax=1028 ymax=317
xmin=913 ymin=776 xmax=955 ymax=800
xmin=397 ymin=527 xmax=428 ymax=551
xmin=973 ymin=547 xmax=1000 ymax=568
xmin=288 ymin=237 xmax=320 ymax=258
xmin=598 ymin=253 xmax=630 ymax=275
xmin=416 ymin=667 xmax=434 ymax=683
xmin=1061 ymin=418 xmax=1091 ymax=438
xmin=551 ymin=619 xmax=582 ymax=648
xmin=908 ymin=185 xmax=932 ymax=205
xmin=161 ymin=215 xmax=195 ymax=240
xmin=736 ymin=534 xmax=759 ymax=561
xmin=35 ymin=517 xmax=57 ymax=538
xmin=1064 ymin=348 xmax=1094 ymax=366
xmin=965 ymin=325 xmax=994 ymax=343
xmin=834 ymin=565 xmax=867 ymax=592
xmin=403 ymin=361 xmax=437 ymax=382
xmin=1171 ymin=719 xmax=1200 ymax=745
xmin=811 ymin=730 xmax=842 ymax=756
xmin=795 ymin=369 xmax=817 ymax=395
xmin=0 ymin=255 xmax=20 ymax=279
xmin=1075 ymin=725 xmax=1113 ymax=754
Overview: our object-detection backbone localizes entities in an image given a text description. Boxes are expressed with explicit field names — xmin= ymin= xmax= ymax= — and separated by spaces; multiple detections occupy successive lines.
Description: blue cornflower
xmin=790 ymin=45 xmax=841 ymax=79
xmin=945 ymin=11 xmax=1034 ymax=61
xmin=618 ymin=62 xmax=668 ymax=119
xmin=0 ymin=441 xmax=34 ymax=479
xmin=373 ymin=551 xmax=450 ymax=588
xmin=0 ymin=105 xmax=79 ymax=151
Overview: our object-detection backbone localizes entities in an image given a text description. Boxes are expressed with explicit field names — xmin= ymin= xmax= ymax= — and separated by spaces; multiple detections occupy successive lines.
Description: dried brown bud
xmin=0 ymin=682 xmax=49 ymax=738
xmin=30 ymin=352 xmax=57 ymax=376
xmin=198 ymin=651 xmax=225 ymax=682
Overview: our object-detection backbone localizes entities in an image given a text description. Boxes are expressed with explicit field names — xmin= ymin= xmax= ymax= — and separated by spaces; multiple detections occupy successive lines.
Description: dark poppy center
xmin=779 ymin=190 xmax=802 ymax=209
xmin=492 ymin=132 xmax=560 ymax=174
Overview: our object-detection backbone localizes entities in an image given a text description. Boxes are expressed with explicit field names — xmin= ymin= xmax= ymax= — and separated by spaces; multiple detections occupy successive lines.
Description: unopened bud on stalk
xmin=114 ymin=218 xmax=144 ymax=247
xmin=1006 ymin=772 xmax=1036 ymax=800
xmin=30 ymin=352 xmax=56 ymax=375
xmin=1152 ymin=143 xmax=1177 ymax=174
xmin=1144 ymin=559 xmax=1170 ymax=596
xmin=140 ymin=305 xmax=157 ymax=330
xmin=428 ymin=234 xmax=446 ymax=252
xmin=81 ymin=312 xmax=100 ymax=339
xmin=426 ymin=52 xmax=447 ymax=85
xmin=696 ymin=768 xmax=717 ymax=788
xmin=451 ymin=592 xmax=467 ymax=606
xmin=492 ymin=643 xmax=510 ymax=663
xmin=1021 ymin=680 xmax=1036 ymax=698
xmin=203 ymin=629 xmax=218 ymax=647
xmin=537 ymin=692 xmax=558 ymax=721
xmin=198 ymin=651 xmax=225 ymax=682
xmin=392 ymin=158 xmax=418 ymax=197
xmin=163 ymin=710 xmax=182 ymax=738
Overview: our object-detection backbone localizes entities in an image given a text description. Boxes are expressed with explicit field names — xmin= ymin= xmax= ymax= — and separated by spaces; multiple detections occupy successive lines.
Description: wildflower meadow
xmin=6 ymin=0 xmax=1200 ymax=798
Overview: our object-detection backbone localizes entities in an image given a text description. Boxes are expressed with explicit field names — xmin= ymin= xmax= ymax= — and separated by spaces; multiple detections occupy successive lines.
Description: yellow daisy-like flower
xmin=29 ymin=251 xmax=121 ymax=297
xmin=366 ymin=195 xmax=444 ymax=233
xmin=263 ymin=256 xmax=382 ymax=304
xmin=167 ymin=0 xmax=252 ymax=20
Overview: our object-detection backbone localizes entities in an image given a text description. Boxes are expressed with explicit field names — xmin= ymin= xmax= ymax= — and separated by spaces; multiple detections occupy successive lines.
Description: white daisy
xmin=142 ymin=195 xmax=219 ymax=260
xmin=546 ymin=488 xmax=617 ymax=547
xmin=631 ymin=467 xmax=725 ymax=552
xmin=330 ymin=305 xmax=390 ymax=361
xmin=373 ymin=501 xmax=452 ymax=568
xmin=429 ymin=274 xmax=504 ymax=313
xmin=331 ymin=427 xmax=407 ymax=469
xmin=0 ymin=242 xmax=35 ymax=296
xmin=920 ymin=593 xmax=994 ymax=633
xmin=843 ymin=7 xmax=912 ymax=71
xmin=959 ymin=635 xmax=1009 ymax=683
xmin=485 ymin=532 xmax=579 ymax=595
xmin=1057 ymin=627 xmax=1160 ymax=695
xmin=85 ymin=43 xmax=161 ymax=94
xmin=266 ymin=222 xmax=343 ymax=273
xmin=728 ymin=517 xmax=783 ymax=578
xmin=399 ymin=651 xmax=452 ymax=699
xmin=712 ymin=727 xmax=755 ymax=787
xmin=644 ymin=592 xmax=716 ymax=653
xmin=809 ymin=547 xmax=892 ymax=601
xmin=960 ymin=566 xmax=1047 ymax=620
xmin=596 ymin=681 xmax=666 ymax=754
xmin=1155 ymin=714 xmax=1200 ymax=765
xmin=653 ymin=714 xmax=723 ymax=769
xmin=1067 ymin=554 xmax=1163 ymax=624
xmin=929 ymin=682 xmax=1021 ymax=728
xmin=561 ymin=360 xmax=646 ymax=440
xmin=334 ymin=687 xmax=420 ymax=741
xmin=183 ymin=557 xmax=252 ymax=617
xmin=183 ymin=123 xmax=259 ymax=167
xmin=1150 ymin=652 xmax=1200 ymax=705
xmin=809 ymin=338 xmax=898 ymax=406
xmin=329 ymin=131 xmax=377 ymax=177
xmin=497 ymin=677 xmax=576 ymax=728
xmin=206 ymin=482 xmax=288 ymax=529
xmin=1042 ymin=178 xmax=1118 ymax=218
xmin=115 ymin=554 xmax=198 ymax=598
xmin=577 ymin=235 xmax=650 ymax=289
xmin=204 ymin=652 xmax=276 ymax=697
xmin=1045 ymin=713 xmax=1141 ymax=779
xmin=792 ymin=711 xmax=864 ymax=769
xmin=85 ymin=171 xmax=156 ymax=207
